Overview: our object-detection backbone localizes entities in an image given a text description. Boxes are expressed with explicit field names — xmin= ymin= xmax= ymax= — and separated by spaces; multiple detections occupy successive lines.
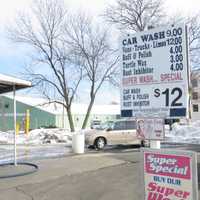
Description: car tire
xmin=141 ymin=140 xmax=145 ymax=147
xmin=87 ymin=145 xmax=95 ymax=149
xmin=95 ymin=137 xmax=106 ymax=150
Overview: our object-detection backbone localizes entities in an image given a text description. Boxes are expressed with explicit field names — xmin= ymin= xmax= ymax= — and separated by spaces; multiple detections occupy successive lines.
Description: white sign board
xmin=120 ymin=24 xmax=189 ymax=118
xmin=141 ymin=148 xmax=198 ymax=200
xmin=136 ymin=118 xmax=164 ymax=140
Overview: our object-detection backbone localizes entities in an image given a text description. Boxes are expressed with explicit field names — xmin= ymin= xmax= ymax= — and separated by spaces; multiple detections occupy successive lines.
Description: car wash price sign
xmin=120 ymin=24 xmax=189 ymax=118
xmin=141 ymin=149 xmax=198 ymax=200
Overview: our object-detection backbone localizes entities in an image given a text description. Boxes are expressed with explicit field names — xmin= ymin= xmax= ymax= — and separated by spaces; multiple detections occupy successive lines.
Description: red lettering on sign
xmin=122 ymin=76 xmax=137 ymax=86
xmin=160 ymin=73 xmax=183 ymax=82
xmin=147 ymin=182 xmax=191 ymax=199
xmin=139 ymin=75 xmax=153 ymax=83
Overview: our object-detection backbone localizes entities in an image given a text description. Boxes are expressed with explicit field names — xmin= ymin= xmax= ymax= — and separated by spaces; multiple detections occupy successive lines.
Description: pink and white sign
xmin=136 ymin=118 xmax=164 ymax=140
xmin=142 ymin=149 xmax=198 ymax=200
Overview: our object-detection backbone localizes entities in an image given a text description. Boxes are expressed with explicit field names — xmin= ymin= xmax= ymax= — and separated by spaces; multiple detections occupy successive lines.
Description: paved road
xmin=0 ymin=144 xmax=200 ymax=200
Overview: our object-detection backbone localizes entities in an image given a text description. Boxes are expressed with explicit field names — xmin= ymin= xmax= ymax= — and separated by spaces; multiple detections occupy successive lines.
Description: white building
xmin=191 ymin=69 xmax=200 ymax=120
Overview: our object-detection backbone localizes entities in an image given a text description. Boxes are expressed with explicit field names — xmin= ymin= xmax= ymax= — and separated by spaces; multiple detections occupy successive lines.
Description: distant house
xmin=0 ymin=95 xmax=120 ymax=131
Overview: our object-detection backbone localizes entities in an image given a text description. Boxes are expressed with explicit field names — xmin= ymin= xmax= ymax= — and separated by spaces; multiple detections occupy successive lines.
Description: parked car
xmin=85 ymin=119 xmax=144 ymax=149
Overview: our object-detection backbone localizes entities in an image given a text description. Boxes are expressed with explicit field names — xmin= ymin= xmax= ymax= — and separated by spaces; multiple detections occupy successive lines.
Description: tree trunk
xmin=66 ymin=107 xmax=75 ymax=132
xmin=82 ymin=97 xmax=95 ymax=129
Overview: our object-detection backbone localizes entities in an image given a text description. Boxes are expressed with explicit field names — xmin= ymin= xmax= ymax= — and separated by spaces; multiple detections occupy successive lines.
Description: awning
xmin=0 ymin=73 xmax=31 ymax=94
xmin=0 ymin=73 xmax=31 ymax=166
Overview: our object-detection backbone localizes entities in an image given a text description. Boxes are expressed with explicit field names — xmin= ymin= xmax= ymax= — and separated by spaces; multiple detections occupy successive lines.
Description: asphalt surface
xmin=0 ymin=144 xmax=200 ymax=200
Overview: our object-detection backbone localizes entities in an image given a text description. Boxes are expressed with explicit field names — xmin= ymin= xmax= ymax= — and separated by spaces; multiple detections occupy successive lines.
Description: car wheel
xmin=95 ymin=137 xmax=106 ymax=150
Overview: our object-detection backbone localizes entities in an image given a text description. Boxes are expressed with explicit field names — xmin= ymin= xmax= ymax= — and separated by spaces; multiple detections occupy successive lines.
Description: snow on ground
xmin=166 ymin=120 xmax=200 ymax=144
xmin=0 ymin=144 xmax=72 ymax=164
xmin=1 ymin=122 xmax=200 ymax=164
xmin=0 ymin=128 xmax=75 ymax=164
xmin=2 ymin=121 xmax=200 ymax=145
xmin=0 ymin=128 xmax=73 ymax=145
xmin=2 ymin=120 xmax=200 ymax=145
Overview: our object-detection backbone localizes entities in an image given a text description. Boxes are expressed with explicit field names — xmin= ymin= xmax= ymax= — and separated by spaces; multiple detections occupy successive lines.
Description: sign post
xmin=119 ymin=24 xmax=198 ymax=199
xmin=141 ymin=148 xmax=198 ymax=200
xmin=120 ymin=24 xmax=189 ymax=149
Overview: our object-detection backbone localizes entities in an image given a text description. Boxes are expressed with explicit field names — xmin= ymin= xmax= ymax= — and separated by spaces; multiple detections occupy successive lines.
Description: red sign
xmin=145 ymin=153 xmax=191 ymax=179
xmin=142 ymin=149 xmax=198 ymax=200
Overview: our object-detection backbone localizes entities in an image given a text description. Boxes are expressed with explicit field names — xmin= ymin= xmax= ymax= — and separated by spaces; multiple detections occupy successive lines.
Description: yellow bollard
xmin=25 ymin=109 xmax=30 ymax=135
xmin=16 ymin=122 xmax=20 ymax=135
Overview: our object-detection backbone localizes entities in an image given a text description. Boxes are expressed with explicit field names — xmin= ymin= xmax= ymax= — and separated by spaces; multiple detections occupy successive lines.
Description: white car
xmin=85 ymin=120 xmax=144 ymax=149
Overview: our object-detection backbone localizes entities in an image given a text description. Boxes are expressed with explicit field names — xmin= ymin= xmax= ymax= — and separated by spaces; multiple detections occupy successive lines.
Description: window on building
xmin=193 ymin=104 xmax=199 ymax=112
xmin=192 ymin=92 xmax=198 ymax=100
xmin=4 ymin=103 xmax=9 ymax=109
xmin=191 ymin=79 xmax=198 ymax=87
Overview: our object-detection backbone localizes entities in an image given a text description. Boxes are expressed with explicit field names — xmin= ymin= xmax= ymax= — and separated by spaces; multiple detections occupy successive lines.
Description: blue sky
xmin=0 ymin=38 xmax=27 ymax=76
xmin=0 ymin=29 xmax=120 ymax=104
xmin=1 ymin=0 xmax=200 ymax=75
xmin=1 ymin=0 xmax=200 ymax=104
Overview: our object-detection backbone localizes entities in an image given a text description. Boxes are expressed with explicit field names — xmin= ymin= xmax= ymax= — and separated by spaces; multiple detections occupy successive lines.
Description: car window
xmin=113 ymin=121 xmax=126 ymax=130
xmin=113 ymin=121 xmax=136 ymax=130
xmin=125 ymin=121 xmax=136 ymax=130
xmin=92 ymin=120 xmax=101 ymax=125
xmin=97 ymin=121 xmax=114 ymax=130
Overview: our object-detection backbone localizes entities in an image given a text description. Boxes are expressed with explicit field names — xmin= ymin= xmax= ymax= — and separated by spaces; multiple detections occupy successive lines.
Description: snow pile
xmin=166 ymin=121 xmax=200 ymax=144
xmin=26 ymin=128 xmax=73 ymax=145
xmin=0 ymin=131 xmax=11 ymax=144
xmin=0 ymin=128 xmax=72 ymax=145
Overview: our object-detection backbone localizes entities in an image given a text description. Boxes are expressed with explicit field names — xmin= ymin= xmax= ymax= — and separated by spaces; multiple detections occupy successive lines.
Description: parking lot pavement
xmin=16 ymin=162 xmax=142 ymax=200
xmin=0 ymin=147 xmax=143 ymax=200
xmin=0 ymin=144 xmax=200 ymax=200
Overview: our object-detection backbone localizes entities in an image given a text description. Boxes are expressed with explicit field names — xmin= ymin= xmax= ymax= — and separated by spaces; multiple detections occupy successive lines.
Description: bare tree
xmin=104 ymin=0 xmax=200 ymax=67
xmin=187 ymin=14 xmax=200 ymax=68
xmin=63 ymin=14 xmax=119 ymax=129
xmin=8 ymin=0 xmax=83 ymax=132
xmin=104 ymin=0 xmax=165 ymax=32
xmin=167 ymin=13 xmax=200 ymax=68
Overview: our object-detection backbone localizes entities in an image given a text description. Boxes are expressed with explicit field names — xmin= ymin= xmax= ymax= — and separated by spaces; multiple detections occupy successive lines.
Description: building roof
xmin=0 ymin=74 xmax=31 ymax=94
xmin=3 ymin=95 xmax=120 ymax=116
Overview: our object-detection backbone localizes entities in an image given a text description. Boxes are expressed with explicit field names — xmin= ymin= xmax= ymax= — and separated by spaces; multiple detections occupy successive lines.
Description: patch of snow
xmin=166 ymin=121 xmax=200 ymax=144
xmin=0 ymin=144 xmax=72 ymax=164
xmin=0 ymin=128 xmax=72 ymax=145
